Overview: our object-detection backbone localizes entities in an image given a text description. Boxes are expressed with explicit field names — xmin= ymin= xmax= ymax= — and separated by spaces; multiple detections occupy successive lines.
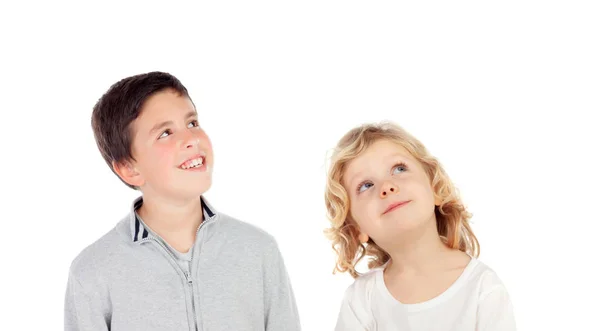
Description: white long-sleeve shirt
xmin=334 ymin=258 xmax=516 ymax=331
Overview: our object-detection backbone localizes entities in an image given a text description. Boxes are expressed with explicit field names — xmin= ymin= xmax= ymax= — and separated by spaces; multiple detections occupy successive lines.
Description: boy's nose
xmin=186 ymin=139 xmax=199 ymax=149
xmin=183 ymin=134 xmax=200 ymax=149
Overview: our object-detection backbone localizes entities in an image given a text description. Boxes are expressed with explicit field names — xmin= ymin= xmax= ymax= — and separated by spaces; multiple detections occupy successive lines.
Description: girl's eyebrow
xmin=345 ymin=170 xmax=364 ymax=189
xmin=346 ymin=154 xmax=412 ymax=186
xmin=386 ymin=152 xmax=411 ymax=161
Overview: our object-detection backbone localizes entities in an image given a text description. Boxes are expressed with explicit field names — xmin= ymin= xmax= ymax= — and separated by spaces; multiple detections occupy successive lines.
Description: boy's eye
xmin=357 ymin=182 xmax=373 ymax=193
xmin=159 ymin=129 xmax=172 ymax=139
xmin=393 ymin=163 xmax=407 ymax=174
xmin=158 ymin=120 xmax=198 ymax=139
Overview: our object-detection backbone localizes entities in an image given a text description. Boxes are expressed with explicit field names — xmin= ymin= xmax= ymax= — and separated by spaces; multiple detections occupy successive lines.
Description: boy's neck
xmin=384 ymin=215 xmax=462 ymax=275
xmin=137 ymin=193 xmax=204 ymax=243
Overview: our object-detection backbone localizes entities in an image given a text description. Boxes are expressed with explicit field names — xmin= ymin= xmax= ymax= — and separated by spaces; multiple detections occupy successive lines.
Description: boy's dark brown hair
xmin=91 ymin=71 xmax=191 ymax=189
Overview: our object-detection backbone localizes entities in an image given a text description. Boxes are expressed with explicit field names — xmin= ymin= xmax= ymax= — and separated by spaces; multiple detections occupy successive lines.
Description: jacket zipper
xmin=185 ymin=271 xmax=198 ymax=331
xmin=144 ymin=218 xmax=213 ymax=331
xmin=187 ymin=218 xmax=207 ymax=331
xmin=150 ymin=239 xmax=199 ymax=331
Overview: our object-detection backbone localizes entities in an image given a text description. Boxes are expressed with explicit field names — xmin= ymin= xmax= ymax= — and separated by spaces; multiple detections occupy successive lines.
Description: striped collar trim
xmin=130 ymin=196 xmax=216 ymax=242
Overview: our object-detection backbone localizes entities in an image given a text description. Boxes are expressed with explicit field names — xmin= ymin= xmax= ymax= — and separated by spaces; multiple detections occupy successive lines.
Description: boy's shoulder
xmin=213 ymin=211 xmax=279 ymax=249
xmin=67 ymin=216 xmax=130 ymax=284
xmin=199 ymin=195 xmax=278 ymax=246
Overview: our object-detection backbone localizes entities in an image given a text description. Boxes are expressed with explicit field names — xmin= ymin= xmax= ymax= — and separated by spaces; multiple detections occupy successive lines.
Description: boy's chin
xmin=182 ymin=180 xmax=212 ymax=197
xmin=161 ymin=179 xmax=212 ymax=200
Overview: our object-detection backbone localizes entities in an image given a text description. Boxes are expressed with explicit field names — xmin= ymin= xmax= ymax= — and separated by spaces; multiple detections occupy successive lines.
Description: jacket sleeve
xmin=263 ymin=239 xmax=302 ymax=331
xmin=64 ymin=268 xmax=111 ymax=331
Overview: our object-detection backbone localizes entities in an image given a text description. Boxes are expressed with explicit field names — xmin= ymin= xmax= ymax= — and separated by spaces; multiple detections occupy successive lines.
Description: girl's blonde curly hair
xmin=324 ymin=122 xmax=480 ymax=278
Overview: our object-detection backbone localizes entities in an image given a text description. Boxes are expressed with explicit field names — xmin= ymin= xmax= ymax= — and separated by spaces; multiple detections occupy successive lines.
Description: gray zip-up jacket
xmin=64 ymin=196 xmax=301 ymax=331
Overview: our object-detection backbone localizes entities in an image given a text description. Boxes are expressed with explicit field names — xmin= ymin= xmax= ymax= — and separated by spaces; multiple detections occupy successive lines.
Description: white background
xmin=1 ymin=1 xmax=599 ymax=330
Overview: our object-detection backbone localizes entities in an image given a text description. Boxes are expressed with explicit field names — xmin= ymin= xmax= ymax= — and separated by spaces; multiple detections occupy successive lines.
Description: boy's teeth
xmin=182 ymin=157 xmax=204 ymax=169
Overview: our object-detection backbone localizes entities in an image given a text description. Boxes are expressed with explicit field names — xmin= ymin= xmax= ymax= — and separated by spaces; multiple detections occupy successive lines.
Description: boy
xmin=64 ymin=71 xmax=301 ymax=331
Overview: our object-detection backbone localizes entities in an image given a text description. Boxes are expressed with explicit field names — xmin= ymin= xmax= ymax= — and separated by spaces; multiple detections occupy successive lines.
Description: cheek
xmin=151 ymin=144 xmax=176 ymax=170
xmin=350 ymin=196 xmax=377 ymax=229
xmin=200 ymin=131 xmax=211 ymax=144
xmin=413 ymin=180 xmax=437 ymax=207
xmin=200 ymin=134 xmax=214 ymax=155
xmin=348 ymin=199 xmax=364 ymax=225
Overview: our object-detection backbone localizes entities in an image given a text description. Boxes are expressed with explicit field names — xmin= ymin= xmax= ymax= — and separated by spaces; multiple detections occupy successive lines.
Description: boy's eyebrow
xmin=148 ymin=111 xmax=197 ymax=135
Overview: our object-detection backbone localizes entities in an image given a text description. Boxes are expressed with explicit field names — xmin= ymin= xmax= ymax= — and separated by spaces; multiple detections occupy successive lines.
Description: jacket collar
xmin=129 ymin=195 xmax=216 ymax=243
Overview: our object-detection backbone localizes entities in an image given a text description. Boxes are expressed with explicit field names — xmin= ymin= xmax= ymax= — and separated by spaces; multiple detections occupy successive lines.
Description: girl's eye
xmin=393 ymin=163 xmax=407 ymax=174
xmin=357 ymin=182 xmax=373 ymax=193
xmin=188 ymin=120 xmax=199 ymax=128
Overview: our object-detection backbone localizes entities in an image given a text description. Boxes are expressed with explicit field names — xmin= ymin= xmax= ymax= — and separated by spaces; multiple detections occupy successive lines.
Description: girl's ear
xmin=348 ymin=214 xmax=369 ymax=244
xmin=434 ymin=193 xmax=443 ymax=206
xmin=358 ymin=232 xmax=369 ymax=244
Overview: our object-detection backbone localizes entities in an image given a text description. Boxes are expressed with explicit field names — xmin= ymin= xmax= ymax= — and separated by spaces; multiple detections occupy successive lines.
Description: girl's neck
xmin=384 ymin=216 xmax=457 ymax=275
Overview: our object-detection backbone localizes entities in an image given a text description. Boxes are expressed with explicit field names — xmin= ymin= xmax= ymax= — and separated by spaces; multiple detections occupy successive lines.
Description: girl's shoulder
xmin=342 ymin=266 xmax=386 ymax=305
xmin=460 ymin=257 xmax=511 ymax=301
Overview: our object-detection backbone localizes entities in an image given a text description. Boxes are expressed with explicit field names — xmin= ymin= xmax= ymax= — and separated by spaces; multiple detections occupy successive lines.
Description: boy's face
xmin=119 ymin=89 xmax=213 ymax=200
xmin=342 ymin=139 xmax=440 ymax=248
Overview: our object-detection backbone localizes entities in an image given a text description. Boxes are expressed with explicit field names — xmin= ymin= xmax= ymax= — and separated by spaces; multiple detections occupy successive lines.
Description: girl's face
xmin=342 ymin=139 xmax=440 ymax=248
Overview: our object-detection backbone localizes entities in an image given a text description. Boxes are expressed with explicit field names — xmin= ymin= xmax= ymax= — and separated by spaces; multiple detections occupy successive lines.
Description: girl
xmin=324 ymin=122 xmax=515 ymax=331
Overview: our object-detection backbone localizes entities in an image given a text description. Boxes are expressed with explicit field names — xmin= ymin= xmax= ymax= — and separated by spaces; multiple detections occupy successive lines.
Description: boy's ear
xmin=112 ymin=160 xmax=145 ymax=187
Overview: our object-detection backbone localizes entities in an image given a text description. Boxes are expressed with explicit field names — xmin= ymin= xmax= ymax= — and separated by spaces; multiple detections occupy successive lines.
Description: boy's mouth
xmin=179 ymin=156 xmax=205 ymax=170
